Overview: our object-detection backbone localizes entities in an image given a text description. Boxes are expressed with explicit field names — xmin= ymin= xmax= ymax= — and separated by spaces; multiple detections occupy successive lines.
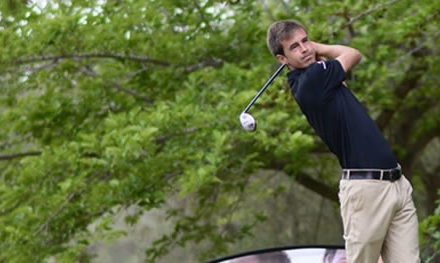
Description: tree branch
xmin=34 ymin=191 xmax=80 ymax=236
xmin=394 ymin=98 xmax=436 ymax=143
xmin=184 ymin=58 xmax=223 ymax=73
xmin=15 ymin=53 xmax=172 ymax=66
xmin=0 ymin=198 xmax=26 ymax=216
xmin=23 ymin=60 xmax=60 ymax=74
xmin=391 ymin=32 xmax=439 ymax=67
xmin=124 ymin=65 xmax=149 ymax=81
xmin=192 ymin=0 xmax=214 ymax=32
xmin=14 ymin=53 xmax=224 ymax=74
xmin=419 ymin=158 xmax=440 ymax=213
xmin=79 ymin=66 xmax=154 ymax=104
xmin=293 ymin=173 xmax=339 ymax=203
xmin=269 ymin=158 xmax=339 ymax=203
xmin=0 ymin=151 xmax=42 ymax=161
xmin=376 ymin=58 xmax=427 ymax=130
xmin=112 ymin=82 xmax=154 ymax=105
xmin=259 ymin=0 xmax=275 ymax=21
xmin=338 ymin=8 xmax=357 ymax=39
xmin=402 ymin=121 xmax=440 ymax=174
xmin=347 ymin=0 xmax=401 ymax=25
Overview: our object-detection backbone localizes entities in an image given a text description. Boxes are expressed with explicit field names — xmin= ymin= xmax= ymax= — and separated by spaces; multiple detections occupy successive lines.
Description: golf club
xmin=240 ymin=64 xmax=286 ymax=132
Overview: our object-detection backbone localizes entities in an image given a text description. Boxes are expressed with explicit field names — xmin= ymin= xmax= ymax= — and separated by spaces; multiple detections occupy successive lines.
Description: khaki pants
xmin=338 ymin=175 xmax=420 ymax=263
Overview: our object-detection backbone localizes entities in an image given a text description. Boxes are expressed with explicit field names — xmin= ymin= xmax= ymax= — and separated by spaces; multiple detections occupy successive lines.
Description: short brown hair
xmin=267 ymin=20 xmax=307 ymax=56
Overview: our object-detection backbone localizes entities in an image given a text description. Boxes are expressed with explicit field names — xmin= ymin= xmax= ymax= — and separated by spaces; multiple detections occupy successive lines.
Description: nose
xmin=299 ymin=43 xmax=308 ymax=53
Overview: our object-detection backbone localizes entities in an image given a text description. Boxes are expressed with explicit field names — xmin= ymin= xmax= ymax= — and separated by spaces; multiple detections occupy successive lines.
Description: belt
xmin=341 ymin=167 xmax=402 ymax=182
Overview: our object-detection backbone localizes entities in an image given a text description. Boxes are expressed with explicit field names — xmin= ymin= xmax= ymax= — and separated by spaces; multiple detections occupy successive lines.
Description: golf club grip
xmin=243 ymin=64 xmax=286 ymax=113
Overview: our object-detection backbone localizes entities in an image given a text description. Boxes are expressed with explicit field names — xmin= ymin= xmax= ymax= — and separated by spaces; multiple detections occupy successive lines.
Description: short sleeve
xmin=307 ymin=60 xmax=346 ymax=93
xmin=292 ymin=60 xmax=346 ymax=110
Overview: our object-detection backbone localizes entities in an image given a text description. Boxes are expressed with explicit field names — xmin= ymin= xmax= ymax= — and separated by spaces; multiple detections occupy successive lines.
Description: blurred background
xmin=0 ymin=0 xmax=438 ymax=262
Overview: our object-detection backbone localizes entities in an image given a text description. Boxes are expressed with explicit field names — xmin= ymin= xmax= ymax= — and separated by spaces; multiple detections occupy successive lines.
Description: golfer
xmin=266 ymin=20 xmax=420 ymax=263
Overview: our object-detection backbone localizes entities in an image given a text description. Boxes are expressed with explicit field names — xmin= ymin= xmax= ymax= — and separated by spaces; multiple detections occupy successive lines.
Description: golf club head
xmin=240 ymin=112 xmax=256 ymax=132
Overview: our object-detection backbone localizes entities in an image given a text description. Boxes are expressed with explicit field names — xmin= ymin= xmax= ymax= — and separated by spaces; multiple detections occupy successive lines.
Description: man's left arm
xmin=312 ymin=42 xmax=362 ymax=73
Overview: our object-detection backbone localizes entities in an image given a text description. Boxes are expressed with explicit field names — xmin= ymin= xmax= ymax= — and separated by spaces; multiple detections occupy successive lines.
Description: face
xmin=276 ymin=28 xmax=316 ymax=70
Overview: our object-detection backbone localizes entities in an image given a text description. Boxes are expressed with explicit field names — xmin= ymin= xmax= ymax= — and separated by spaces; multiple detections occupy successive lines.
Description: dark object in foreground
xmin=208 ymin=245 xmax=346 ymax=263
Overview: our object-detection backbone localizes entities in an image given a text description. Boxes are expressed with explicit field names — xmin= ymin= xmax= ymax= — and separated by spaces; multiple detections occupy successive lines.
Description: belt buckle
xmin=389 ymin=169 xmax=401 ymax=182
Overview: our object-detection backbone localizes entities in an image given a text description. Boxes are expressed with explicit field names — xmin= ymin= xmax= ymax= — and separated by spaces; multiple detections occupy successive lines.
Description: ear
xmin=276 ymin=54 xmax=288 ymax=65
xmin=276 ymin=54 xmax=294 ymax=70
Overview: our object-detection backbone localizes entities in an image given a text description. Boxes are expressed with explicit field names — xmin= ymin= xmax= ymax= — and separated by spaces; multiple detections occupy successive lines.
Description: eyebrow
xmin=289 ymin=36 xmax=308 ymax=50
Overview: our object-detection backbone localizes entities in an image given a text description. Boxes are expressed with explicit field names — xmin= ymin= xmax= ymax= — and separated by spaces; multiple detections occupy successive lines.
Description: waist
xmin=341 ymin=164 xmax=402 ymax=182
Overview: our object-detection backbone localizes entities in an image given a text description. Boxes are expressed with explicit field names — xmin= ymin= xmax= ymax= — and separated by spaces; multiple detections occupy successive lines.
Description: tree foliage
xmin=0 ymin=0 xmax=439 ymax=262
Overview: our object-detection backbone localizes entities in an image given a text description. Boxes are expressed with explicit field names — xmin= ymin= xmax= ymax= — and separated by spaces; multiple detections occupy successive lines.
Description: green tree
xmin=0 ymin=0 xmax=438 ymax=262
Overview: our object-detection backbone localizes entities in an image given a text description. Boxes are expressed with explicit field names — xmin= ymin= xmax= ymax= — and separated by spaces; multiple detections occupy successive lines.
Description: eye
xmin=290 ymin=43 xmax=299 ymax=50
xmin=302 ymin=37 xmax=308 ymax=43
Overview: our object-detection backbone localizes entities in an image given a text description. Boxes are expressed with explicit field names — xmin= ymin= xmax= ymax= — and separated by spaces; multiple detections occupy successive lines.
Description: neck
xmin=287 ymin=63 xmax=296 ymax=71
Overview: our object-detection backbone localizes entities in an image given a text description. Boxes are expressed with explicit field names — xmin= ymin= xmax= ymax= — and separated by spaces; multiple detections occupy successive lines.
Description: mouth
xmin=303 ymin=55 xmax=314 ymax=62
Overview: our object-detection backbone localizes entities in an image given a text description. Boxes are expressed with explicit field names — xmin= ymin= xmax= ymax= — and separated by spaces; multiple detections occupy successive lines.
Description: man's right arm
xmin=312 ymin=42 xmax=362 ymax=73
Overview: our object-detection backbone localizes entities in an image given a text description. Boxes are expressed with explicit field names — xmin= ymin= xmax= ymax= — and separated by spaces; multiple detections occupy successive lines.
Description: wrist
xmin=312 ymin=42 xmax=326 ymax=57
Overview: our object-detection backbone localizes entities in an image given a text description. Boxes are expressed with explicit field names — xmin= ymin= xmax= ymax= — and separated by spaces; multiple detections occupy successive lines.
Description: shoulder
xmin=306 ymin=60 xmax=343 ymax=76
xmin=302 ymin=60 xmax=346 ymax=88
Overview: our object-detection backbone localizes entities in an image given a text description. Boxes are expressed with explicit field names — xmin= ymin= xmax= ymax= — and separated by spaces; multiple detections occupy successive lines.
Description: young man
xmin=266 ymin=20 xmax=420 ymax=263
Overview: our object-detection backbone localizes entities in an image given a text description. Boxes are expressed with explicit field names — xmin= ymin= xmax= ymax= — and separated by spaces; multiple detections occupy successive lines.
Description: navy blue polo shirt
xmin=287 ymin=60 xmax=397 ymax=169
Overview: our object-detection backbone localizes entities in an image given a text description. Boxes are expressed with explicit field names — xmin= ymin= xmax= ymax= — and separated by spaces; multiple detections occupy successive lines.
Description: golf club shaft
xmin=242 ymin=64 xmax=286 ymax=113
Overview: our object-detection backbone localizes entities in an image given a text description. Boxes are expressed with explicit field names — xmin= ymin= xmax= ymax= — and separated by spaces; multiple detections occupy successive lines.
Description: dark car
xmin=209 ymin=245 xmax=347 ymax=263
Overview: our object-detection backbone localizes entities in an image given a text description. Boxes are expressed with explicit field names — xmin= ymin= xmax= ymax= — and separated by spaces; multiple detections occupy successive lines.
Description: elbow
xmin=355 ymin=49 xmax=363 ymax=65
xmin=336 ymin=47 xmax=364 ymax=72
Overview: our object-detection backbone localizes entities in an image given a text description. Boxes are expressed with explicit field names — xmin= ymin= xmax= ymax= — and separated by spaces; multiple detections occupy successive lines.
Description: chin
xmin=304 ymin=61 xmax=315 ymax=68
